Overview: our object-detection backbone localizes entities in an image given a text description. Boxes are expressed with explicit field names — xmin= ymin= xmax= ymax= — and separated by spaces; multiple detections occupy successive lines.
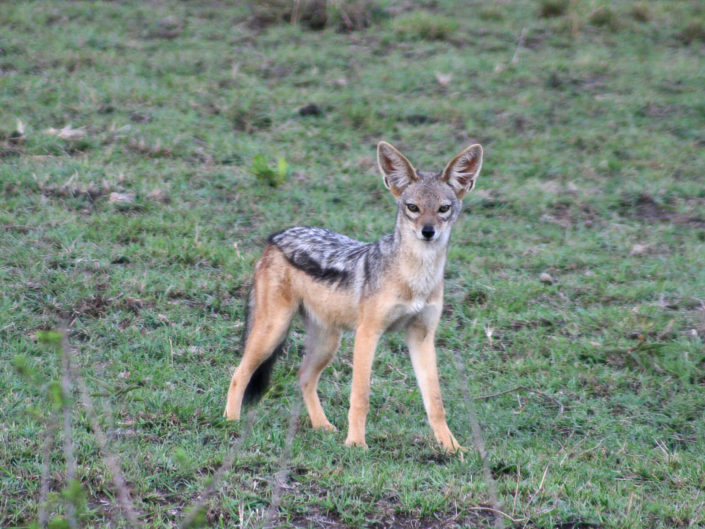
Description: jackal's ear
xmin=377 ymin=141 xmax=418 ymax=197
xmin=441 ymin=144 xmax=483 ymax=199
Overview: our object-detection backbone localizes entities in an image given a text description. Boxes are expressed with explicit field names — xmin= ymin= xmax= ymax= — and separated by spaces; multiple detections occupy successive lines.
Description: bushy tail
xmin=241 ymin=288 xmax=289 ymax=404
xmin=243 ymin=338 xmax=286 ymax=403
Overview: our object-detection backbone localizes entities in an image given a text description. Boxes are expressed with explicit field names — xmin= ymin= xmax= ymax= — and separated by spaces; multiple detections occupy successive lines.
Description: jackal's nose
xmin=421 ymin=225 xmax=435 ymax=240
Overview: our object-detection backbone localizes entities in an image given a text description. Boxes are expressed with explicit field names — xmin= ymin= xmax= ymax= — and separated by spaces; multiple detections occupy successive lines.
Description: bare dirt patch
xmin=619 ymin=193 xmax=705 ymax=227
xmin=288 ymin=503 xmax=492 ymax=529
xmin=71 ymin=294 xmax=112 ymax=318
xmin=542 ymin=200 xmax=601 ymax=228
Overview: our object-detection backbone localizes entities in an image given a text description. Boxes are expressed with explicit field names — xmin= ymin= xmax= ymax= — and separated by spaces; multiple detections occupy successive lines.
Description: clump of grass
xmin=340 ymin=102 xmax=387 ymax=132
xmin=250 ymin=154 xmax=290 ymax=188
xmin=678 ymin=20 xmax=705 ymax=44
xmin=250 ymin=0 xmax=326 ymax=29
xmin=292 ymin=0 xmax=328 ymax=30
xmin=328 ymin=0 xmax=387 ymax=31
xmin=588 ymin=6 xmax=618 ymax=29
xmin=392 ymin=11 xmax=459 ymax=41
xmin=478 ymin=6 xmax=504 ymax=21
xmin=630 ymin=2 xmax=650 ymax=22
xmin=250 ymin=0 xmax=382 ymax=31
xmin=230 ymin=100 xmax=272 ymax=133
xmin=538 ymin=0 xmax=568 ymax=18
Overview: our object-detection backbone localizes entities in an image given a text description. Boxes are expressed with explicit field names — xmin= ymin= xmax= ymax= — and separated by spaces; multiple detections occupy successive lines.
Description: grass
xmin=2 ymin=0 xmax=705 ymax=527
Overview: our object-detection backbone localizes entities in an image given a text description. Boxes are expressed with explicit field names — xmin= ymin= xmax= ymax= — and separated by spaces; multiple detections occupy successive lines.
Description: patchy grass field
xmin=2 ymin=1 xmax=705 ymax=527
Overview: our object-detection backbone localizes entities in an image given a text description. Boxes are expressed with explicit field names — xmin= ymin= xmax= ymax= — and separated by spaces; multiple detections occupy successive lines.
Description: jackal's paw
xmin=313 ymin=421 xmax=337 ymax=432
xmin=438 ymin=435 xmax=466 ymax=454
xmin=449 ymin=444 xmax=468 ymax=461
xmin=437 ymin=440 xmax=466 ymax=461
xmin=344 ymin=437 xmax=369 ymax=449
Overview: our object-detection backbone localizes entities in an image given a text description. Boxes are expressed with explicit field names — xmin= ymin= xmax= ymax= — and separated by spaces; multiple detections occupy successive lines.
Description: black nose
xmin=421 ymin=225 xmax=435 ymax=240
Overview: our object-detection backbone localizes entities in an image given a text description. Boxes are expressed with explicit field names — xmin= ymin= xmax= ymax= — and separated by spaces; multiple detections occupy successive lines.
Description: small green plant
xmin=392 ymin=11 xmax=458 ymax=41
xmin=36 ymin=329 xmax=63 ymax=346
xmin=250 ymin=154 xmax=290 ymax=188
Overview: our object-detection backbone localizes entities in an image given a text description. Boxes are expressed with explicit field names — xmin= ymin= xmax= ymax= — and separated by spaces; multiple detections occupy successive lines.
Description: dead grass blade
xmin=452 ymin=349 xmax=506 ymax=529
xmin=475 ymin=385 xmax=565 ymax=415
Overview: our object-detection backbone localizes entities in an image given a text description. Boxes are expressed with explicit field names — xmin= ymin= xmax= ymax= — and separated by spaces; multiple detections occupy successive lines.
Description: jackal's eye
xmin=438 ymin=205 xmax=451 ymax=213
xmin=406 ymin=203 xmax=420 ymax=213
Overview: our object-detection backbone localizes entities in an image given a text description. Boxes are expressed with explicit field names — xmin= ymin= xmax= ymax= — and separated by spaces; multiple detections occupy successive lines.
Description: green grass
xmin=2 ymin=1 xmax=705 ymax=527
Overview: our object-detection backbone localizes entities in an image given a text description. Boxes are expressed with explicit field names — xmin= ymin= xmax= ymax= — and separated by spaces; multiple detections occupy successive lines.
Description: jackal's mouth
xmin=416 ymin=232 xmax=439 ymax=242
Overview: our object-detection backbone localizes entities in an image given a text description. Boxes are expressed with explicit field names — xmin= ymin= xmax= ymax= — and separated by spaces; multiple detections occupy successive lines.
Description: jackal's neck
xmin=381 ymin=212 xmax=449 ymax=288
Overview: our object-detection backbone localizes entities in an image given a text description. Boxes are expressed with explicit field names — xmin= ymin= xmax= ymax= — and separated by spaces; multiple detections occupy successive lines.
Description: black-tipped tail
xmin=240 ymin=286 xmax=288 ymax=404
xmin=243 ymin=338 xmax=285 ymax=403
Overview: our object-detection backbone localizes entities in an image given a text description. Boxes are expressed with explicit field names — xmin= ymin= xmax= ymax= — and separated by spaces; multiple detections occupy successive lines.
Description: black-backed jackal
xmin=225 ymin=141 xmax=483 ymax=452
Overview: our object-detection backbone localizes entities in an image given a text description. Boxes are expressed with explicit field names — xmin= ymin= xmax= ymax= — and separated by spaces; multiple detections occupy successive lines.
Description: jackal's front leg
xmin=345 ymin=324 xmax=382 ymax=449
xmin=406 ymin=323 xmax=464 ymax=453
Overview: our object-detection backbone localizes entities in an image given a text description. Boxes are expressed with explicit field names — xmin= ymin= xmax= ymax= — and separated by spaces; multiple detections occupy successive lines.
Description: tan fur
xmin=225 ymin=142 xmax=484 ymax=453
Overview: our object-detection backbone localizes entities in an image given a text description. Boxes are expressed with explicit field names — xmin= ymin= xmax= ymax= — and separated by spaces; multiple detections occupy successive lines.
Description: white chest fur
xmin=384 ymin=244 xmax=446 ymax=331
xmin=401 ymin=242 xmax=446 ymax=297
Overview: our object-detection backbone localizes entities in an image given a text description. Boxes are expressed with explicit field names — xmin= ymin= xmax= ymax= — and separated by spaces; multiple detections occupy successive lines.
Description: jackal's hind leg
xmin=224 ymin=294 xmax=296 ymax=421
xmin=299 ymin=320 xmax=342 ymax=431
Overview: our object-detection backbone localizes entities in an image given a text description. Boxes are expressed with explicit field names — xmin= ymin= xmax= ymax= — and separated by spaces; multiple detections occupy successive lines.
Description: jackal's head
xmin=377 ymin=141 xmax=483 ymax=244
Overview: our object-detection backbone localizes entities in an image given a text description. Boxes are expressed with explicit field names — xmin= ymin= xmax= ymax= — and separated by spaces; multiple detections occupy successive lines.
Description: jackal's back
xmin=268 ymin=226 xmax=393 ymax=295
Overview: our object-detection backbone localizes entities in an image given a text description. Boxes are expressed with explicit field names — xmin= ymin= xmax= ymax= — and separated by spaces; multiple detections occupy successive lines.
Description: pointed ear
xmin=377 ymin=141 xmax=418 ymax=197
xmin=441 ymin=144 xmax=483 ymax=199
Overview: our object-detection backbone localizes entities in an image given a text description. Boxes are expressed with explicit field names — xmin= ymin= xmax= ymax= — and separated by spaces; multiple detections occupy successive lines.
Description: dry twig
xmin=39 ymin=415 xmax=59 ymax=528
xmin=60 ymin=343 xmax=78 ymax=529
xmin=179 ymin=409 xmax=257 ymax=529
xmin=263 ymin=399 xmax=303 ymax=528
xmin=62 ymin=332 xmax=141 ymax=528
xmin=467 ymin=505 xmax=525 ymax=523
xmin=511 ymin=27 xmax=528 ymax=64
xmin=475 ymin=385 xmax=564 ymax=415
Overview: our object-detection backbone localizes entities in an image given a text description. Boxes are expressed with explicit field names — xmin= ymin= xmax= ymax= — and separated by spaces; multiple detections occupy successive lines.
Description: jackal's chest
xmin=384 ymin=298 xmax=430 ymax=332
xmin=383 ymin=274 xmax=443 ymax=332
